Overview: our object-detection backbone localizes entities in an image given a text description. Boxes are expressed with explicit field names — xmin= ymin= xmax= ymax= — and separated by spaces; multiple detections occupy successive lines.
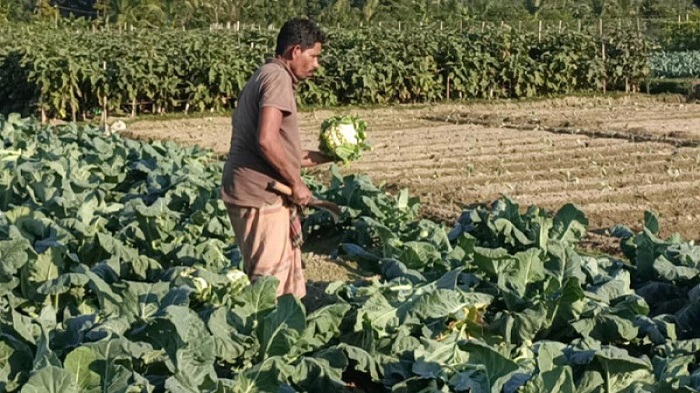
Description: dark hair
xmin=275 ymin=18 xmax=327 ymax=56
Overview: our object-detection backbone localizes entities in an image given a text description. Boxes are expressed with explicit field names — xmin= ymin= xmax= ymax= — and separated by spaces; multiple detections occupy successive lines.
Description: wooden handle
xmin=268 ymin=180 xmax=292 ymax=196
xmin=268 ymin=180 xmax=342 ymax=223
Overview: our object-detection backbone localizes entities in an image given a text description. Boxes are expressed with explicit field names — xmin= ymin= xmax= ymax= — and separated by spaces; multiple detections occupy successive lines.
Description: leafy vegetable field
xmin=2 ymin=113 xmax=700 ymax=392
xmin=649 ymin=51 xmax=700 ymax=78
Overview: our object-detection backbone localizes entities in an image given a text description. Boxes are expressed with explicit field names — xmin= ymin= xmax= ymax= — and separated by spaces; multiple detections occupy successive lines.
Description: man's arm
xmin=258 ymin=106 xmax=312 ymax=205
xmin=300 ymin=150 xmax=335 ymax=168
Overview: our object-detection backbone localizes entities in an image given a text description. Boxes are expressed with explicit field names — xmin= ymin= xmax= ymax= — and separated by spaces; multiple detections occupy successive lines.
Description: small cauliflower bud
xmin=190 ymin=276 xmax=214 ymax=303
xmin=192 ymin=276 xmax=209 ymax=292
xmin=225 ymin=269 xmax=250 ymax=296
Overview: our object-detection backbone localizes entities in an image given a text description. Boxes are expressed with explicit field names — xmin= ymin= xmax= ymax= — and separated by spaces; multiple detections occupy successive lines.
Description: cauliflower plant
xmin=318 ymin=115 xmax=370 ymax=163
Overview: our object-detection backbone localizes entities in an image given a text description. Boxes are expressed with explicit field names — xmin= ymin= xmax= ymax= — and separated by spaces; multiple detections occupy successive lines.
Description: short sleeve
xmin=258 ymin=66 xmax=295 ymax=115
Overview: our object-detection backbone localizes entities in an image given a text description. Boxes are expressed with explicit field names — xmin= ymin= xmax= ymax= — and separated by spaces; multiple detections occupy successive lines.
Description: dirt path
xmin=124 ymin=95 xmax=700 ymax=293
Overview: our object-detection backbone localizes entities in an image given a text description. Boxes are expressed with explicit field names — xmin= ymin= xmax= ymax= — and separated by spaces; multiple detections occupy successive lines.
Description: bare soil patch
xmin=124 ymin=95 xmax=700 ymax=288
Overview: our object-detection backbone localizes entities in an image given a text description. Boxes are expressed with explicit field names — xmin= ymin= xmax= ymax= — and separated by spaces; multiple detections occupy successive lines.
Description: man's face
xmin=290 ymin=42 xmax=322 ymax=80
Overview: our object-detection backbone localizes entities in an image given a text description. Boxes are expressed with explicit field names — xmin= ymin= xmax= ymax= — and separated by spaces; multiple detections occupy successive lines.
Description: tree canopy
xmin=1 ymin=0 xmax=699 ymax=27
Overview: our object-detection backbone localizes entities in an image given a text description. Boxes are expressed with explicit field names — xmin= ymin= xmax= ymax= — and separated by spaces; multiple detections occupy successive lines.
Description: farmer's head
xmin=275 ymin=18 xmax=326 ymax=80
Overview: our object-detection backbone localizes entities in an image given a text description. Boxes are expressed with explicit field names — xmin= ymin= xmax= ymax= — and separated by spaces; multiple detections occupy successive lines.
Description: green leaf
xmin=449 ymin=367 xmax=489 ymax=393
xmin=411 ymin=289 xmax=492 ymax=320
xmin=644 ymin=211 xmax=659 ymax=235
xmin=232 ymin=356 xmax=290 ymax=393
xmin=336 ymin=344 xmax=382 ymax=381
xmin=472 ymin=247 xmax=512 ymax=277
xmin=504 ymin=248 xmax=546 ymax=297
xmin=399 ymin=241 xmax=441 ymax=270
xmin=676 ymin=299 xmax=700 ymax=339
xmin=37 ymin=273 xmax=89 ymax=295
xmin=292 ymin=303 xmax=351 ymax=356
xmin=0 ymin=238 xmax=32 ymax=278
xmin=20 ymin=366 xmax=78 ymax=393
xmin=231 ymin=276 xmax=278 ymax=334
xmin=20 ymin=246 xmax=65 ymax=301
xmin=459 ymin=340 xmax=520 ymax=391
xmin=289 ymin=354 xmax=347 ymax=392
xmin=551 ymin=203 xmax=588 ymax=245
xmin=594 ymin=346 xmax=655 ymax=392
xmin=74 ymin=338 xmax=134 ymax=393
xmin=117 ymin=281 xmax=171 ymax=323
xmin=653 ymin=255 xmax=698 ymax=283
xmin=206 ymin=307 xmax=252 ymax=363
xmin=257 ymin=295 xmax=306 ymax=361
xmin=0 ymin=337 xmax=32 ymax=391
xmin=64 ymin=347 xmax=101 ymax=393
xmin=521 ymin=366 xmax=575 ymax=393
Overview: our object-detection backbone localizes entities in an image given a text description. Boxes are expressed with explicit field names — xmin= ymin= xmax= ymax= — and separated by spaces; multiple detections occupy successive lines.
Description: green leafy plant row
xmin=659 ymin=21 xmax=700 ymax=51
xmin=2 ymin=114 xmax=698 ymax=392
xmin=650 ymin=50 xmax=700 ymax=78
xmin=0 ymin=26 xmax=651 ymax=119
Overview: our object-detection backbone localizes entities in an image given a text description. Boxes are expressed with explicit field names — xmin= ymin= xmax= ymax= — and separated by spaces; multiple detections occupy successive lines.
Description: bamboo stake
xmin=102 ymin=61 xmax=107 ymax=130
xmin=446 ymin=76 xmax=451 ymax=100
xmin=602 ymin=42 xmax=607 ymax=94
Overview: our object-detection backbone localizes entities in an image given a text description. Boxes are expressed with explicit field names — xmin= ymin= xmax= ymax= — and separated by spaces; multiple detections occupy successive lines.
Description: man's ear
xmin=290 ymin=44 xmax=302 ymax=59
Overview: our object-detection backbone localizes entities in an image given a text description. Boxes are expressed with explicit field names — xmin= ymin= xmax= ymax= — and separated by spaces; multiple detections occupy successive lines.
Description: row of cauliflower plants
xmin=1 ymin=114 xmax=699 ymax=392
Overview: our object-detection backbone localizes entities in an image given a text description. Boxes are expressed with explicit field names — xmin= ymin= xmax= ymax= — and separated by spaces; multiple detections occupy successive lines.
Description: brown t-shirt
xmin=221 ymin=58 xmax=301 ymax=207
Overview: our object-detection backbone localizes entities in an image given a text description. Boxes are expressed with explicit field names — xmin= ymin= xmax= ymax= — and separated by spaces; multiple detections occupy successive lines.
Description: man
xmin=221 ymin=18 xmax=333 ymax=298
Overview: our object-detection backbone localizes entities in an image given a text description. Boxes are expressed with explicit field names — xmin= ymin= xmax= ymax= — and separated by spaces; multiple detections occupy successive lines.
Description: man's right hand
xmin=290 ymin=181 xmax=312 ymax=206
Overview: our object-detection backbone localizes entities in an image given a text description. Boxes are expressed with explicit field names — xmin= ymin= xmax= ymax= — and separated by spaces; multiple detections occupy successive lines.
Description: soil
xmin=121 ymin=94 xmax=700 ymax=306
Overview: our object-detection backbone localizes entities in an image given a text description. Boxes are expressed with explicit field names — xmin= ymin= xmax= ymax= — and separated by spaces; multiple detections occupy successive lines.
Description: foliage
xmin=659 ymin=20 xmax=700 ymax=51
xmin=0 ymin=25 xmax=651 ymax=119
xmin=1 ymin=0 xmax=699 ymax=28
xmin=650 ymin=50 xmax=700 ymax=78
xmin=2 ymin=114 xmax=699 ymax=391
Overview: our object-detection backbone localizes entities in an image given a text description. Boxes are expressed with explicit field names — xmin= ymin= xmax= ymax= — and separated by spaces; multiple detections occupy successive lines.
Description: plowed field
xmin=124 ymin=95 xmax=700 ymax=289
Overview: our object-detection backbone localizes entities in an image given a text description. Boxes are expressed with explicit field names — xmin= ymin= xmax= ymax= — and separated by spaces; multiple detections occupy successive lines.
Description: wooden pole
xmin=102 ymin=61 xmax=107 ymax=130
xmin=602 ymin=42 xmax=607 ymax=94
xmin=538 ymin=20 xmax=542 ymax=42
xmin=446 ymin=76 xmax=451 ymax=100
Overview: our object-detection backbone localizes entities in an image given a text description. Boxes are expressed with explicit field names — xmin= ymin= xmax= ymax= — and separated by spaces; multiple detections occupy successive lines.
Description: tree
xmin=524 ymin=0 xmax=545 ymax=18
xmin=361 ymin=0 xmax=379 ymax=21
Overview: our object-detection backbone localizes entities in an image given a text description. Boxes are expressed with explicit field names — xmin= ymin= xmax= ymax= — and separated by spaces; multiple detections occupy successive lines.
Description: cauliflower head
xmin=318 ymin=115 xmax=370 ymax=163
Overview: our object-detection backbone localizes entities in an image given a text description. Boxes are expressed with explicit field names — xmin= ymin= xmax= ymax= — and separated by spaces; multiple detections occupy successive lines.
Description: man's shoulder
xmin=259 ymin=60 xmax=291 ymax=80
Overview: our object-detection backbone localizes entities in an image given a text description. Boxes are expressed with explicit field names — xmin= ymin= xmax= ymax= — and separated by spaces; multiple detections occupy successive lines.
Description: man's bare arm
xmin=258 ymin=106 xmax=312 ymax=205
